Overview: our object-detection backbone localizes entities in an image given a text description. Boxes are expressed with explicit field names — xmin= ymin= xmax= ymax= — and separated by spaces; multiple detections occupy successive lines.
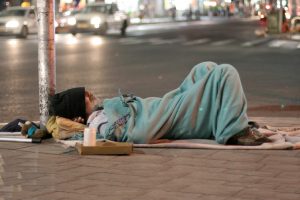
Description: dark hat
xmin=49 ymin=87 xmax=86 ymax=121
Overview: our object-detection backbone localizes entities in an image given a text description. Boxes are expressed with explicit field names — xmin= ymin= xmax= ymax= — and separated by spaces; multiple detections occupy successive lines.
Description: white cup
xmin=83 ymin=128 xmax=96 ymax=146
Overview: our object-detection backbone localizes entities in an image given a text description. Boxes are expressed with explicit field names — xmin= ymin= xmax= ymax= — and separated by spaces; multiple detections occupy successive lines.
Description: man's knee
xmin=192 ymin=61 xmax=217 ymax=74
xmin=217 ymin=64 xmax=238 ymax=75
xmin=190 ymin=62 xmax=239 ymax=82
xmin=192 ymin=62 xmax=237 ymax=74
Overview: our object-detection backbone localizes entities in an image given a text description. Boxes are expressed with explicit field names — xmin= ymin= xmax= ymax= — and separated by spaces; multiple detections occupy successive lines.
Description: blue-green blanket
xmin=102 ymin=62 xmax=249 ymax=144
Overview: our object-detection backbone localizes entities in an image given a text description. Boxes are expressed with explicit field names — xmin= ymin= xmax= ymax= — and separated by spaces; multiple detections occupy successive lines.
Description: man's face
xmin=85 ymin=91 xmax=96 ymax=118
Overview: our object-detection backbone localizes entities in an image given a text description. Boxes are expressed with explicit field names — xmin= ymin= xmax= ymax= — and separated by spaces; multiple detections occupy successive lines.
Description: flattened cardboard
xmin=75 ymin=140 xmax=133 ymax=155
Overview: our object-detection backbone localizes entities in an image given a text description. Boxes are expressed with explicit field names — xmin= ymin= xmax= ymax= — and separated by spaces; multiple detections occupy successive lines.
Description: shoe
xmin=31 ymin=129 xmax=49 ymax=139
xmin=248 ymin=121 xmax=260 ymax=129
xmin=21 ymin=121 xmax=33 ymax=136
xmin=228 ymin=127 xmax=272 ymax=146
xmin=21 ymin=121 xmax=48 ymax=139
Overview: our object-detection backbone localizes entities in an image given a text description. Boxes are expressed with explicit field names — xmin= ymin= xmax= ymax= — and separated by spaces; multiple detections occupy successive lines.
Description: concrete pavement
xmin=0 ymin=117 xmax=299 ymax=200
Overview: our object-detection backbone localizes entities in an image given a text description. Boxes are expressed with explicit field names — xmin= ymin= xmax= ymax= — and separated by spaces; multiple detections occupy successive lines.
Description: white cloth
xmin=87 ymin=110 xmax=108 ymax=138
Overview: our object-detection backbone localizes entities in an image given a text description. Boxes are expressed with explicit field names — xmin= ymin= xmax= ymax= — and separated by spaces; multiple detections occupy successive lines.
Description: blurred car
xmin=55 ymin=10 xmax=79 ymax=34
xmin=71 ymin=2 xmax=129 ymax=36
xmin=290 ymin=16 xmax=300 ymax=33
xmin=0 ymin=6 xmax=37 ymax=38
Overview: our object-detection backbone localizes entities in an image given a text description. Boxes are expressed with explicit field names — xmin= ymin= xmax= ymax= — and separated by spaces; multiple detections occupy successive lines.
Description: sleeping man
xmin=49 ymin=61 xmax=271 ymax=146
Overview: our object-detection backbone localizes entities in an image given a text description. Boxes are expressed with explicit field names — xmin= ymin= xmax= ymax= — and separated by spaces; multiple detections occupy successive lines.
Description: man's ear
xmin=84 ymin=91 xmax=89 ymax=97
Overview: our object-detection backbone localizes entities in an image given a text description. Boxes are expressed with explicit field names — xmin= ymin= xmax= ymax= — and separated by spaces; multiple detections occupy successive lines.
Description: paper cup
xmin=83 ymin=128 xmax=96 ymax=146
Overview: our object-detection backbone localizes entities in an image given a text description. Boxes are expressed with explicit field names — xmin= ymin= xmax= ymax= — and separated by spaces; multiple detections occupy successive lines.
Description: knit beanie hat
xmin=49 ymin=87 xmax=86 ymax=122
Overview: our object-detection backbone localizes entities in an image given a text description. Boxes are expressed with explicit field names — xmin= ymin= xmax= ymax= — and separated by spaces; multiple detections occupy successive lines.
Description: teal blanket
xmin=102 ymin=62 xmax=249 ymax=144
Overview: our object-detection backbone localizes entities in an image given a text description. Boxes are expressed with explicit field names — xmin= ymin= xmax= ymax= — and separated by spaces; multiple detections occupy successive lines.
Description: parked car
xmin=0 ymin=6 xmax=37 ymax=38
xmin=71 ymin=2 xmax=128 ymax=36
xmin=55 ymin=10 xmax=79 ymax=34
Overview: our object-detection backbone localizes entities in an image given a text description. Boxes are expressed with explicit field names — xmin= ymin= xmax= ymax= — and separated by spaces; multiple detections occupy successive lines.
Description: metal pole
xmin=36 ymin=0 xmax=56 ymax=128
xmin=0 ymin=137 xmax=42 ymax=143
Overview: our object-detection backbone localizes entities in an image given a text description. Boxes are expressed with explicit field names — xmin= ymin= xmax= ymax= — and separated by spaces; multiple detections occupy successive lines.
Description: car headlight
xmin=90 ymin=17 xmax=101 ymax=25
xmin=60 ymin=18 xmax=67 ymax=24
xmin=5 ymin=20 xmax=20 ymax=28
xmin=67 ymin=17 xmax=76 ymax=26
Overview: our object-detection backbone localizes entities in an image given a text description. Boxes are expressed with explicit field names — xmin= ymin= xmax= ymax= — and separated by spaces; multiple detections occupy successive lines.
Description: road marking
xmin=242 ymin=38 xmax=270 ymax=47
xmin=291 ymin=34 xmax=300 ymax=41
xmin=161 ymin=38 xmax=185 ymax=44
xmin=183 ymin=38 xmax=210 ymax=46
xmin=147 ymin=38 xmax=184 ymax=45
xmin=119 ymin=38 xmax=145 ymax=45
xmin=268 ymin=40 xmax=285 ymax=47
xmin=211 ymin=39 xmax=234 ymax=46
xmin=280 ymin=40 xmax=299 ymax=49
xmin=147 ymin=38 xmax=166 ymax=45
xmin=268 ymin=39 xmax=299 ymax=49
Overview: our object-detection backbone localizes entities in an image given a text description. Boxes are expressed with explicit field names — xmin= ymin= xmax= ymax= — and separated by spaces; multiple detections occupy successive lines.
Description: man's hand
xmin=73 ymin=117 xmax=84 ymax=123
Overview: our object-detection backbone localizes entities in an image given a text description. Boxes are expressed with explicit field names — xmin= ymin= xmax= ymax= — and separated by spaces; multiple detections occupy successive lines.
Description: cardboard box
xmin=75 ymin=140 xmax=133 ymax=155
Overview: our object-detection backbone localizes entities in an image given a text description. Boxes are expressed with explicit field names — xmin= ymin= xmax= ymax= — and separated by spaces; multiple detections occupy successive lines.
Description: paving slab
xmin=0 ymin=117 xmax=299 ymax=200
